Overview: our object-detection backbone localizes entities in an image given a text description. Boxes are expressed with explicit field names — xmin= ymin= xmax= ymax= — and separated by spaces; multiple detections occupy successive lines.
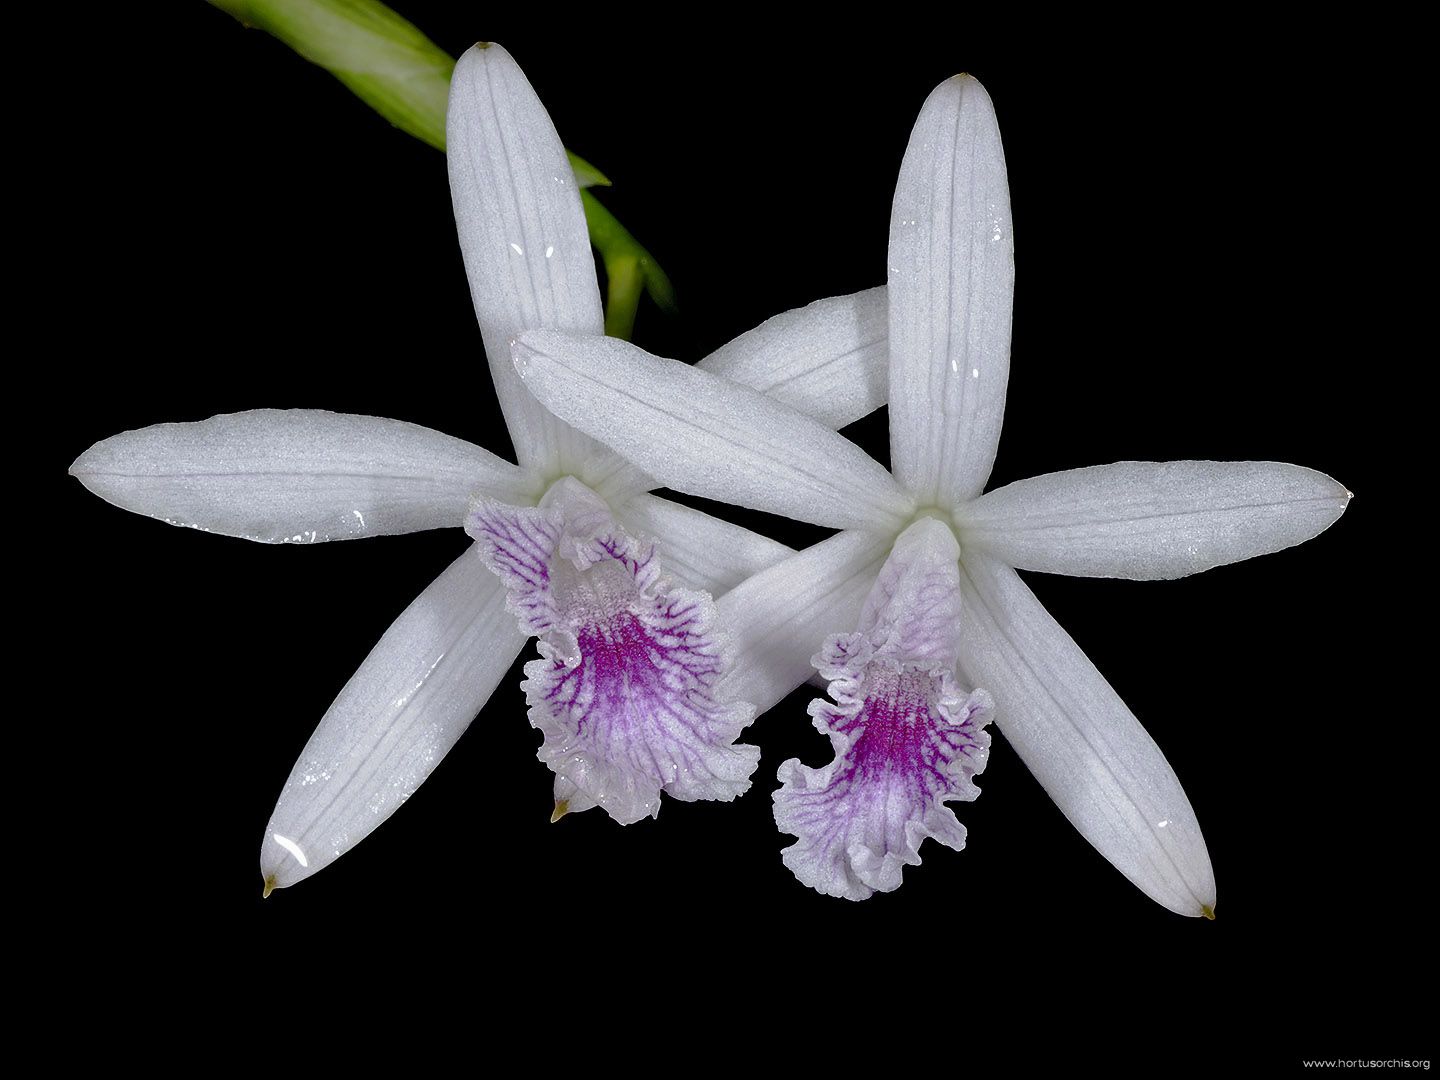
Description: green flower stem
xmin=582 ymin=190 xmax=678 ymax=340
xmin=207 ymin=0 xmax=670 ymax=338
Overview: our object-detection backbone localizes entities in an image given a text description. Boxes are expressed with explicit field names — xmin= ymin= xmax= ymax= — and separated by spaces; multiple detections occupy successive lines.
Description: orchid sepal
xmin=512 ymin=330 xmax=916 ymax=532
xmin=69 ymin=408 xmax=540 ymax=543
xmin=958 ymin=459 xmax=1351 ymax=580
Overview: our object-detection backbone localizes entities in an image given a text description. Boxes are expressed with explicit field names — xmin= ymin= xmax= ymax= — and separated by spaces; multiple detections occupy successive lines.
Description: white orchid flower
xmin=67 ymin=43 xmax=890 ymax=895
xmin=511 ymin=74 xmax=1352 ymax=915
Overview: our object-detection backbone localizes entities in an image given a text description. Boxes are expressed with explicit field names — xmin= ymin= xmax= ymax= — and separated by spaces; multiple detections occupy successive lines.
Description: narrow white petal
xmin=717 ymin=530 xmax=890 ymax=715
xmin=889 ymin=75 xmax=1014 ymax=508
xmin=514 ymin=331 xmax=915 ymax=531
xmin=955 ymin=551 xmax=1215 ymax=916
xmin=261 ymin=544 xmax=527 ymax=889
xmin=698 ymin=288 xmax=889 ymax=430
xmin=447 ymin=42 xmax=601 ymax=473
xmin=69 ymin=409 xmax=538 ymax=543
xmin=617 ymin=493 xmax=793 ymax=595
xmin=582 ymin=289 xmax=889 ymax=505
xmin=961 ymin=460 xmax=1351 ymax=580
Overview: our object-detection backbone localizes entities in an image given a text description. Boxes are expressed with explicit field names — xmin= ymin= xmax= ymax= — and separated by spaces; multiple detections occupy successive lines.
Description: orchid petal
xmin=583 ymin=287 xmax=890 ymax=505
xmin=717 ymin=530 xmax=890 ymax=715
xmin=513 ymin=331 xmax=915 ymax=531
xmin=468 ymin=480 xmax=759 ymax=823
xmin=776 ymin=519 xmax=992 ymax=899
xmin=70 ymin=409 xmax=537 ymax=543
xmin=261 ymin=543 xmax=526 ymax=890
xmin=955 ymin=551 xmax=1215 ymax=916
xmin=697 ymin=287 xmax=889 ymax=430
xmin=447 ymin=42 xmax=601 ymax=473
xmin=617 ymin=494 xmax=793 ymax=595
xmin=889 ymin=75 xmax=1014 ymax=508
xmin=961 ymin=460 xmax=1351 ymax=580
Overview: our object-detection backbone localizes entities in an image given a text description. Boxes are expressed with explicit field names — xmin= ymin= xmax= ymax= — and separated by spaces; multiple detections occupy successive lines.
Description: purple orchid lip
xmin=468 ymin=478 xmax=760 ymax=824
xmin=775 ymin=519 xmax=992 ymax=900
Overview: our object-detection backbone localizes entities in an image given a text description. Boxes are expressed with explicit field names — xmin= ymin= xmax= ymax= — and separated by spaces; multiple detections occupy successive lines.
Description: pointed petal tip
xmin=68 ymin=439 xmax=107 ymax=481
xmin=550 ymin=799 xmax=570 ymax=823
xmin=1201 ymin=903 xmax=1216 ymax=921
xmin=939 ymin=71 xmax=993 ymax=100
xmin=262 ymin=875 xmax=277 ymax=899
xmin=454 ymin=40 xmax=514 ymax=80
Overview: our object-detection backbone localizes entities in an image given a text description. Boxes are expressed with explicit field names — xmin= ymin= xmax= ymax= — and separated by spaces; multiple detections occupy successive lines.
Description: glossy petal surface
xmin=955 ymin=551 xmax=1215 ymax=916
xmin=617 ymin=493 xmax=793 ymax=595
xmin=514 ymin=331 xmax=914 ymax=531
xmin=71 ymin=409 xmax=536 ymax=543
xmin=262 ymin=543 xmax=526 ymax=889
xmin=447 ymin=43 xmax=602 ymax=473
xmin=698 ymin=287 xmax=889 ymax=429
xmin=961 ymin=460 xmax=1351 ymax=580
xmin=716 ymin=530 xmax=890 ymax=716
xmin=889 ymin=75 xmax=1014 ymax=508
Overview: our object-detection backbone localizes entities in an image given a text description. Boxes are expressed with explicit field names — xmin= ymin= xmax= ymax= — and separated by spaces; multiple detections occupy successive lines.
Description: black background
xmin=52 ymin=5 xmax=1411 ymax=1055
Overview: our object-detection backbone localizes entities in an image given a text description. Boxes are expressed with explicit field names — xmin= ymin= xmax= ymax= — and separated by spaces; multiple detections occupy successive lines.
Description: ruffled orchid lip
xmin=776 ymin=520 xmax=993 ymax=901
xmin=467 ymin=477 xmax=760 ymax=825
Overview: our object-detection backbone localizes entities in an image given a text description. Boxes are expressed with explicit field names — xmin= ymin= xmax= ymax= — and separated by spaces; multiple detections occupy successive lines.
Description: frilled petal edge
xmin=616 ymin=493 xmax=793 ymax=596
xmin=716 ymin=529 xmax=891 ymax=716
xmin=467 ymin=479 xmax=760 ymax=823
xmin=776 ymin=519 xmax=992 ymax=900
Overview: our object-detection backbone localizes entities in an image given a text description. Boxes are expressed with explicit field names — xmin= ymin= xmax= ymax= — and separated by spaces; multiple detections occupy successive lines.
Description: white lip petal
xmin=616 ymin=493 xmax=793 ymax=596
xmin=716 ymin=530 xmax=890 ymax=715
xmin=697 ymin=287 xmax=889 ymax=430
xmin=961 ymin=460 xmax=1351 ymax=580
xmin=261 ymin=543 xmax=527 ymax=890
xmin=513 ymin=330 xmax=915 ymax=532
xmin=888 ymin=75 xmax=1014 ymax=509
xmin=447 ymin=42 xmax=602 ymax=474
xmin=955 ymin=551 xmax=1216 ymax=917
xmin=69 ymin=409 xmax=538 ymax=543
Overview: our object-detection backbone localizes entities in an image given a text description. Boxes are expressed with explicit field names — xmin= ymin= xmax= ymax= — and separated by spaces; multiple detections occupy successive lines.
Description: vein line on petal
xmin=529 ymin=358 xmax=907 ymax=527
xmin=287 ymin=575 xmax=518 ymax=855
xmin=956 ymin=556 xmax=1204 ymax=908
xmin=969 ymin=496 xmax=1348 ymax=532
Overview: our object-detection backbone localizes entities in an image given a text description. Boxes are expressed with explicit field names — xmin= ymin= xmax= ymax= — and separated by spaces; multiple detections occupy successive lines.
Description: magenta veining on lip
xmin=468 ymin=478 xmax=759 ymax=823
xmin=774 ymin=519 xmax=992 ymax=900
